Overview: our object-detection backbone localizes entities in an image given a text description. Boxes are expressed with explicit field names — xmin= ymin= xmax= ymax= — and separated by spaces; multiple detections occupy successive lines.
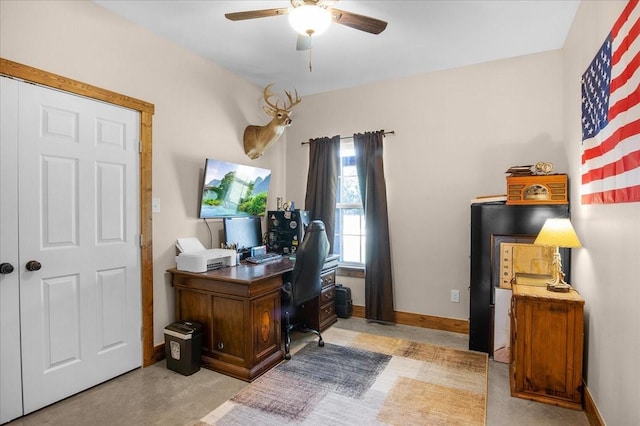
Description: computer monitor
xmin=223 ymin=216 xmax=262 ymax=252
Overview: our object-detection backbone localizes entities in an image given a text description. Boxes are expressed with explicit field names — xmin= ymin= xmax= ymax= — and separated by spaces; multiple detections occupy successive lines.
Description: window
xmin=334 ymin=141 xmax=365 ymax=265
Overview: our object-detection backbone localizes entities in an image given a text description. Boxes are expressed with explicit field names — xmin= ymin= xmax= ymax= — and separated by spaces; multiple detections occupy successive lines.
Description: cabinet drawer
xmin=320 ymin=285 xmax=335 ymax=303
xmin=319 ymin=301 xmax=335 ymax=324
xmin=321 ymin=272 xmax=335 ymax=288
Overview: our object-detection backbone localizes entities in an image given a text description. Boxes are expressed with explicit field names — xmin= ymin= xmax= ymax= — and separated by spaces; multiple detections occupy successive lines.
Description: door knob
xmin=25 ymin=260 xmax=42 ymax=271
xmin=0 ymin=263 xmax=14 ymax=274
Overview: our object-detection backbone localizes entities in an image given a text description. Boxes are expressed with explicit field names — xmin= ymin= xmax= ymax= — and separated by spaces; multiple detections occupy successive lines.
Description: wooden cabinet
xmin=169 ymin=259 xmax=292 ymax=382
xmin=510 ymin=284 xmax=584 ymax=410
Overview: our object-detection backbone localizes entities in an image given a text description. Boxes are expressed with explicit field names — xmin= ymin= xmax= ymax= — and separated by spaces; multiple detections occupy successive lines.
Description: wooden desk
xmin=168 ymin=258 xmax=294 ymax=382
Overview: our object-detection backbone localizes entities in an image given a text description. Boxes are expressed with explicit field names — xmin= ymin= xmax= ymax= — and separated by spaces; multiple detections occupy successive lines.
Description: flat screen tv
xmin=198 ymin=158 xmax=271 ymax=218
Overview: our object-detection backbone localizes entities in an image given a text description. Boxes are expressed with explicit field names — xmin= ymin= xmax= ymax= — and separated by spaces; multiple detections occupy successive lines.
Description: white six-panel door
xmin=0 ymin=77 xmax=142 ymax=422
xmin=0 ymin=74 xmax=23 ymax=425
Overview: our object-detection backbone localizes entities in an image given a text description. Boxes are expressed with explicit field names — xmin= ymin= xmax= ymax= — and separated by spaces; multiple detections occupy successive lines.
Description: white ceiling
xmin=93 ymin=0 xmax=580 ymax=96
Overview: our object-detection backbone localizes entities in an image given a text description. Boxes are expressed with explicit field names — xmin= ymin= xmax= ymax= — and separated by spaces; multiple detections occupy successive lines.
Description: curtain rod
xmin=300 ymin=130 xmax=395 ymax=145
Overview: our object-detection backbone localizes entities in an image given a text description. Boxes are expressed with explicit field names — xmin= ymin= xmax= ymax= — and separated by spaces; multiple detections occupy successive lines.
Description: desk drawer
xmin=321 ymin=271 xmax=335 ymax=288
xmin=319 ymin=301 xmax=336 ymax=324
xmin=321 ymin=285 xmax=335 ymax=304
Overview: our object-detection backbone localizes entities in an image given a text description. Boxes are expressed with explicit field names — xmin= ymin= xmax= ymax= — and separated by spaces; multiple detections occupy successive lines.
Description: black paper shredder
xmin=164 ymin=321 xmax=203 ymax=376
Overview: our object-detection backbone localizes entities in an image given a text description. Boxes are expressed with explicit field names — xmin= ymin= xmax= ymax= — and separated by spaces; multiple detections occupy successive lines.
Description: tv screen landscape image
xmin=198 ymin=158 xmax=271 ymax=218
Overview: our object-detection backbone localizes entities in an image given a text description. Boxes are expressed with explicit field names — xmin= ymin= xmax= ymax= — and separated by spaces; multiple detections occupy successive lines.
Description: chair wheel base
xmin=284 ymin=353 xmax=291 ymax=360
xmin=318 ymin=339 xmax=324 ymax=347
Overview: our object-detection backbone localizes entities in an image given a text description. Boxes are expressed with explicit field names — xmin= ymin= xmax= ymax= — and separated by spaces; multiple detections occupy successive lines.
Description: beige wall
xmin=564 ymin=1 xmax=639 ymax=424
xmin=286 ymin=51 xmax=567 ymax=318
xmin=0 ymin=0 xmax=286 ymax=345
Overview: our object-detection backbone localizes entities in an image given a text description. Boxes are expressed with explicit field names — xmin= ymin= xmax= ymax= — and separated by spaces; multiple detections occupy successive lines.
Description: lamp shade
xmin=534 ymin=218 xmax=582 ymax=248
xmin=288 ymin=5 xmax=332 ymax=36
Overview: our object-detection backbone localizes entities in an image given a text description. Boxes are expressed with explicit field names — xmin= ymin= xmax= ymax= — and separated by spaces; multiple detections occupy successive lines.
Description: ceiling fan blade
xmin=332 ymin=8 xmax=387 ymax=34
xmin=296 ymin=34 xmax=312 ymax=51
xmin=225 ymin=8 xmax=289 ymax=21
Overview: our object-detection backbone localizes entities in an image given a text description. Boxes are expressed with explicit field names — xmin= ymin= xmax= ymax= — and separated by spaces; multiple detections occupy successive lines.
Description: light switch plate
xmin=152 ymin=198 xmax=160 ymax=213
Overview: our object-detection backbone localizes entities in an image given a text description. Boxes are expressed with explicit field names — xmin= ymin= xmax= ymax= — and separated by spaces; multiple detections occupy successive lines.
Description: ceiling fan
xmin=225 ymin=0 xmax=388 ymax=52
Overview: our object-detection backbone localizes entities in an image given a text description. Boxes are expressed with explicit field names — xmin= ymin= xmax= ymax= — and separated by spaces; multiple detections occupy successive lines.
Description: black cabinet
xmin=469 ymin=203 xmax=571 ymax=353
xmin=266 ymin=210 xmax=309 ymax=255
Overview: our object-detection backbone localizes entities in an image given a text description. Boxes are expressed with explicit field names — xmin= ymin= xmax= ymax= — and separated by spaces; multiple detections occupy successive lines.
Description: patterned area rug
xmin=197 ymin=328 xmax=487 ymax=425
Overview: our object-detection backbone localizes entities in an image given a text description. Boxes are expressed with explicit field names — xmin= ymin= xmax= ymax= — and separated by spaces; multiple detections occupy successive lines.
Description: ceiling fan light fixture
xmin=288 ymin=5 xmax=332 ymax=36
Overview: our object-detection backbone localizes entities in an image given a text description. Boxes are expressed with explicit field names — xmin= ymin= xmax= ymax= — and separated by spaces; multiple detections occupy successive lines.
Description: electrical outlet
xmin=451 ymin=289 xmax=460 ymax=303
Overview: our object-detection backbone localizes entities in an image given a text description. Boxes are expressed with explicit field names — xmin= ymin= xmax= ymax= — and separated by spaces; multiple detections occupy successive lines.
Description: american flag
xmin=581 ymin=0 xmax=640 ymax=204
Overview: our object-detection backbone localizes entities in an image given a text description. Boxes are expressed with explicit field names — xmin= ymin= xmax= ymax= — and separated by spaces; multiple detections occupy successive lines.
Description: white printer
xmin=175 ymin=237 xmax=236 ymax=273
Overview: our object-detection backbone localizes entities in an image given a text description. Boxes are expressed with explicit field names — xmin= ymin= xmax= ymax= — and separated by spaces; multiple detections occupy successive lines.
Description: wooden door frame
xmin=0 ymin=58 xmax=157 ymax=367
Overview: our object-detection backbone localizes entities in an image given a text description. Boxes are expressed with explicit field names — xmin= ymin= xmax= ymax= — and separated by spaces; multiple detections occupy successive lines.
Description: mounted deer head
xmin=243 ymin=84 xmax=301 ymax=159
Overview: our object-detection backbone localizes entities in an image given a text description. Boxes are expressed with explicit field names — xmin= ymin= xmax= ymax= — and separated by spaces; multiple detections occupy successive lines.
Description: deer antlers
xmin=243 ymin=84 xmax=302 ymax=160
xmin=262 ymin=84 xmax=301 ymax=116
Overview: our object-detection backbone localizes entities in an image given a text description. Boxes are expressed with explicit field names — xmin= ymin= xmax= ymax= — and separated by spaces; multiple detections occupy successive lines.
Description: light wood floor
xmin=7 ymin=317 xmax=589 ymax=425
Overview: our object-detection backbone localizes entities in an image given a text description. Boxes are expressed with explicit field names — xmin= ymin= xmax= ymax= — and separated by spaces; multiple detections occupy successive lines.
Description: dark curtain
xmin=304 ymin=135 xmax=340 ymax=253
xmin=354 ymin=130 xmax=394 ymax=323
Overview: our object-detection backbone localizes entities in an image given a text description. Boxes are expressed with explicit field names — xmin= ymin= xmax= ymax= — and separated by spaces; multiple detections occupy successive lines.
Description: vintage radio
xmin=506 ymin=174 xmax=568 ymax=205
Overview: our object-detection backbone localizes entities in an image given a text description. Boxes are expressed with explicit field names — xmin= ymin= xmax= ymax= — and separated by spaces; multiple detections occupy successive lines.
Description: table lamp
xmin=533 ymin=218 xmax=582 ymax=293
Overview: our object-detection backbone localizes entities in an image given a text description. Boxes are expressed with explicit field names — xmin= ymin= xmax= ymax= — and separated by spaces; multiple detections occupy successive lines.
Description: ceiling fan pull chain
xmin=309 ymin=44 xmax=313 ymax=72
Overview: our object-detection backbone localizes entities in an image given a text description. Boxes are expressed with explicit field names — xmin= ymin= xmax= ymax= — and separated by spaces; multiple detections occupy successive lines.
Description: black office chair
xmin=281 ymin=220 xmax=330 ymax=360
